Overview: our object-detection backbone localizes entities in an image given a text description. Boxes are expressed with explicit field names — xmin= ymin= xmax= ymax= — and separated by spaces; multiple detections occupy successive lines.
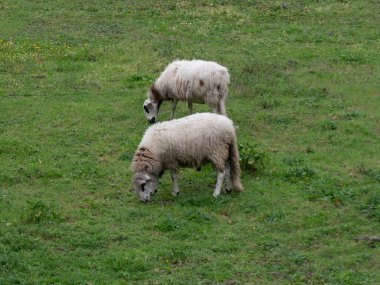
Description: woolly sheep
xmin=143 ymin=60 xmax=230 ymax=123
xmin=132 ymin=113 xmax=243 ymax=202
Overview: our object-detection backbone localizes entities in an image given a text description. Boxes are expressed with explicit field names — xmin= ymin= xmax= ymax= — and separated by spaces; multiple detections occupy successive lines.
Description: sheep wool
xmin=132 ymin=113 xmax=243 ymax=202
xmin=143 ymin=60 xmax=230 ymax=123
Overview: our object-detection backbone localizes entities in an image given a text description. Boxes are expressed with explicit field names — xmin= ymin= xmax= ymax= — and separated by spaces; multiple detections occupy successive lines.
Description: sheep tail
xmin=228 ymin=139 xmax=244 ymax=192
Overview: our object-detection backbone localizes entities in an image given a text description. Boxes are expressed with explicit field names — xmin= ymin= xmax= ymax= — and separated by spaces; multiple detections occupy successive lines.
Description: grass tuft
xmin=22 ymin=200 xmax=62 ymax=224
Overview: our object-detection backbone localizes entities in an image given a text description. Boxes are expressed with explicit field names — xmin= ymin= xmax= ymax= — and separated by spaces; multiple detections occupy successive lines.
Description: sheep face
xmin=143 ymin=99 xmax=159 ymax=124
xmin=133 ymin=172 xmax=158 ymax=203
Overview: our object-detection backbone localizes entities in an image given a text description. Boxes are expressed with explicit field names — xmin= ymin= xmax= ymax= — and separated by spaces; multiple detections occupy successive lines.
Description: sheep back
xmin=153 ymin=60 xmax=230 ymax=105
xmin=135 ymin=113 xmax=236 ymax=172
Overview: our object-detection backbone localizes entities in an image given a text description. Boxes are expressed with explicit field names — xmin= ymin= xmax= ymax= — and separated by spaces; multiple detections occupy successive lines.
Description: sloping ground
xmin=0 ymin=1 xmax=379 ymax=284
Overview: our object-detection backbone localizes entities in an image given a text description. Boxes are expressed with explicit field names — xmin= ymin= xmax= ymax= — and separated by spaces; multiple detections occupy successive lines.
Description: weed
xmin=238 ymin=142 xmax=266 ymax=173
xmin=283 ymin=156 xmax=304 ymax=166
xmin=155 ymin=215 xmax=184 ymax=232
xmin=304 ymin=178 xmax=356 ymax=206
xmin=126 ymin=208 xmax=146 ymax=218
xmin=305 ymin=146 xmax=315 ymax=154
xmin=22 ymin=200 xmax=62 ymax=224
xmin=284 ymin=166 xmax=315 ymax=182
xmin=119 ymin=151 xmax=133 ymax=161
xmin=125 ymin=74 xmax=155 ymax=88
xmin=184 ymin=209 xmax=213 ymax=224
xmin=287 ymin=252 xmax=308 ymax=265
xmin=266 ymin=114 xmax=296 ymax=128
xmin=359 ymin=193 xmax=380 ymax=221
xmin=259 ymin=239 xmax=280 ymax=251
xmin=357 ymin=165 xmax=380 ymax=183
xmin=341 ymin=110 xmax=364 ymax=120
xmin=263 ymin=210 xmax=285 ymax=223
xmin=107 ymin=253 xmax=150 ymax=280
xmin=321 ymin=120 xmax=338 ymax=131
xmin=261 ymin=99 xmax=281 ymax=109
xmin=335 ymin=52 xmax=365 ymax=64
xmin=241 ymin=202 xmax=259 ymax=213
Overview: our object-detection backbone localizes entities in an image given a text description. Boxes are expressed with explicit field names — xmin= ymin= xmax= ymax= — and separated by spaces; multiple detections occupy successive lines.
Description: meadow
xmin=0 ymin=0 xmax=379 ymax=284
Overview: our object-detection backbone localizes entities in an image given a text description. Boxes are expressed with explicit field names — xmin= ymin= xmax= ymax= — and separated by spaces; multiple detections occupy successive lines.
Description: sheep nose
xmin=149 ymin=117 xmax=156 ymax=124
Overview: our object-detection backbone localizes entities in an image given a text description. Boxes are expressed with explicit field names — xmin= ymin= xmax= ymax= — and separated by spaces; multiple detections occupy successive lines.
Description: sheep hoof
xmin=224 ymin=188 xmax=232 ymax=194
xmin=213 ymin=192 xmax=220 ymax=198
xmin=172 ymin=191 xmax=179 ymax=196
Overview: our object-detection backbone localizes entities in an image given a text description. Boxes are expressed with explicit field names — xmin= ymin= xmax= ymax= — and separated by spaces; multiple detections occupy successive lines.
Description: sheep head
xmin=133 ymin=172 xmax=158 ymax=203
xmin=143 ymin=99 xmax=159 ymax=124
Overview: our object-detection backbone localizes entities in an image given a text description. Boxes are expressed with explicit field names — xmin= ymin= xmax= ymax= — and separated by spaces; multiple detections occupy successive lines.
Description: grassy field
xmin=1 ymin=0 xmax=380 ymax=284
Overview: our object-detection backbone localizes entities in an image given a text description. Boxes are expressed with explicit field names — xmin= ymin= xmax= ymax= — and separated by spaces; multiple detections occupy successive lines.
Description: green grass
xmin=1 ymin=0 xmax=379 ymax=284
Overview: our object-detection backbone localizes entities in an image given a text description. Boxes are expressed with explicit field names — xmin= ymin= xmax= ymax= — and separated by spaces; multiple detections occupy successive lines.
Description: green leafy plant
xmin=238 ymin=142 xmax=266 ymax=173
xmin=359 ymin=193 xmax=380 ymax=221
xmin=22 ymin=200 xmax=62 ymax=224
xmin=284 ymin=166 xmax=316 ymax=182
xmin=357 ymin=165 xmax=380 ymax=182
xmin=155 ymin=216 xmax=184 ymax=232
xmin=321 ymin=120 xmax=337 ymax=131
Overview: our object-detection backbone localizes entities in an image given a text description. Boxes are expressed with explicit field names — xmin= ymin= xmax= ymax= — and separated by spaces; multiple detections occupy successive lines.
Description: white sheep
xmin=132 ymin=113 xmax=243 ymax=202
xmin=143 ymin=60 xmax=230 ymax=123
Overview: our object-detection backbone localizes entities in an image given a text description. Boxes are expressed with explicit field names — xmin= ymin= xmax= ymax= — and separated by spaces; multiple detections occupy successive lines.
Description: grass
xmin=1 ymin=0 xmax=380 ymax=284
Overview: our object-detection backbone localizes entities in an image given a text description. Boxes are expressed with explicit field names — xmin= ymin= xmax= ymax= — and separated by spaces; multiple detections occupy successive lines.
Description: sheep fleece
xmin=132 ymin=113 xmax=243 ymax=190
xmin=151 ymin=60 xmax=230 ymax=105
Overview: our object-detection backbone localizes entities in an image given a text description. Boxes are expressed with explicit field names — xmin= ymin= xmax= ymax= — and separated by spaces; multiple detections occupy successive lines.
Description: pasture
xmin=1 ymin=0 xmax=379 ymax=284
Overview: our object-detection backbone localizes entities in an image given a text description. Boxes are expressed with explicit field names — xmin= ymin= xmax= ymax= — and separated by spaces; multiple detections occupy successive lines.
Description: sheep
xmin=131 ymin=113 xmax=243 ymax=202
xmin=143 ymin=60 xmax=230 ymax=124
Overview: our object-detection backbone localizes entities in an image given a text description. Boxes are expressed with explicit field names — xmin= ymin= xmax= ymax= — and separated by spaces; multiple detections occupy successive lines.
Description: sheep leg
xmin=171 ymin=99 xmax=178 ymax=120
xmin=223 ymin=164 xmax=232 ymax=194
xmin=213 ymin=170 xmax=225 ymax=198
xmin=211 ymin=105 xmax=218 ymax=113
xmin=171 ymin=170 xmax=180 ymax=196
xmin=188 ymin=102 xmax=193 ymax=114
xmin=218 ymin=99 xmax=227 ymax=115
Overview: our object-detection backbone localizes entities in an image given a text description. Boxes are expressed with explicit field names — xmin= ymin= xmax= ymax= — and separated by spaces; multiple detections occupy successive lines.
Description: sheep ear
xmin=134 ymin=174 xmax=148 ymax=184
xmin=144 ymin=174 xmax=151 ymax=182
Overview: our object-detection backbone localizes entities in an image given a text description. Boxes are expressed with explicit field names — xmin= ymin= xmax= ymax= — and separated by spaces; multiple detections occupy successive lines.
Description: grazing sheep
xmin=143 ymin=60 xmax=230 ymax=123
xmin=132 ymin=113 xmax=243 ymax=202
